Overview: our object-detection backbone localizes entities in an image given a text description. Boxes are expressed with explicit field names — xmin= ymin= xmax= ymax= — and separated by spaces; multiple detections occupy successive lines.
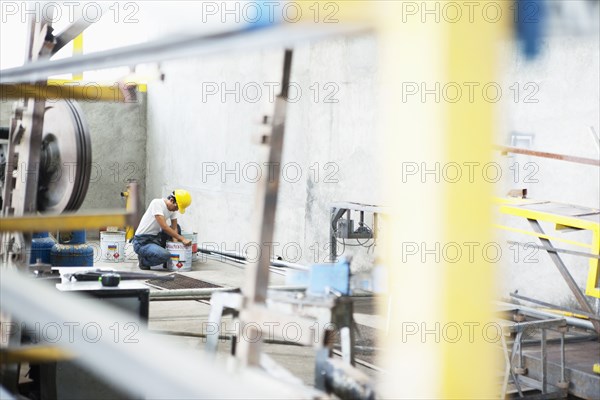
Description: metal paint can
xmin=166 ymin=241 xmax=193 ymax=272
xmin=100 ymin=231 xmax=126 ymax=262
xmin=182 ymin=232 xmax=198 ymax=261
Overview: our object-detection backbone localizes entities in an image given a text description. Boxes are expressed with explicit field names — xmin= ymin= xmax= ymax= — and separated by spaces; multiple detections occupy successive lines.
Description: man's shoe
xmin=137 ymin=261 xmax=150 ymax=270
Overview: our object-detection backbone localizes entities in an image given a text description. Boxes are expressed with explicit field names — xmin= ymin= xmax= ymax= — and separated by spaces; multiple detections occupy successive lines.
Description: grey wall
xmin=0 ymin=101 xmax=13 ymax=126
xmin=78 ymin=95 xmax=147 ymax=238
xmin=78 ymin=96 xmax=147 ymax=208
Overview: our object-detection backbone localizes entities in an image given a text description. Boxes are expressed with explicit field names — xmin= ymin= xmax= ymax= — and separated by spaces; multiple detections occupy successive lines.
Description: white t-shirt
xmin=135 ymin=199 xmax=180 ymax=236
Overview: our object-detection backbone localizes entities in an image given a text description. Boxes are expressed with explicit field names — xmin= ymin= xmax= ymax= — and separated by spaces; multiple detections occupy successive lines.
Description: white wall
xmin=146 ymin=34 xmax=381 ymax=270
xmin=147 ymin=28 xmax=598 ymax=306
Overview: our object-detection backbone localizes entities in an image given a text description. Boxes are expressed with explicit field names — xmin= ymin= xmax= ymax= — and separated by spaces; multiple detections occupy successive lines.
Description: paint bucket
xmin=182 ymin=232 xmax=198 ymax=261
xmin=166 ymin=241 xmax=193 ymax=272
xmin=100 ymin=231 xmax=126 ymax=262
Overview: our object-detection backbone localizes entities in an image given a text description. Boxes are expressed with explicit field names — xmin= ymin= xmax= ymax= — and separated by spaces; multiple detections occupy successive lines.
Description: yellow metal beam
xmin=0 ymin=211 xmax=131 ymax=233
xmin=585 ymin=230 xmax=600 ymax=298
xmin=500 ymin=204 xmax=600 ymax=231
xmin=48 ymin=78 xmax=147 ymax=92
xmin=494 ymin=224 xmax=594 ymax=248
xmin=442 ymin=1 xmax=504 ymax=396
xmin=0 ymin=345 xmax=74 ymax=364
xmin=0 ymin=82 xmax=136 ymax=102
xmin=499 ymin=202 xmax=600 ymax=298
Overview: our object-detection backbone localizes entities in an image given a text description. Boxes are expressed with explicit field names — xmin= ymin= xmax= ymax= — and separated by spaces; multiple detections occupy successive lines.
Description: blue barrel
xmin=30 ymin=232 xmax=55 ymax=264
xmin=51 ymin=230 xmax=94 ymax=267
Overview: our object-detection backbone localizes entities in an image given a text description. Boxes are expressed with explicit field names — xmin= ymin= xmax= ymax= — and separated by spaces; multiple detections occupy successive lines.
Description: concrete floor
xmin=92 ymin=240 xmax=381 ymax=389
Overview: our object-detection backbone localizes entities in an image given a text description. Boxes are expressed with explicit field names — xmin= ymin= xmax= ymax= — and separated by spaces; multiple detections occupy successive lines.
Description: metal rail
xmin=0 ymin=24 xmax=368 ymax=85
xmin=528 ymin=219 xmax=600 ymax=334
xmin=510 ymin=292 xmax=600 ymax=321
xmin=495 ymin=145 xmax=600 ymax=167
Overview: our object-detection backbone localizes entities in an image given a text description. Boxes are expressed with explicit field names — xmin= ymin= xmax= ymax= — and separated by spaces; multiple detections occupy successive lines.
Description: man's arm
xmin=171 ymin=218 xmax=179 ymax=242
xmin=154 ymin=215 xmax=191 ymax=246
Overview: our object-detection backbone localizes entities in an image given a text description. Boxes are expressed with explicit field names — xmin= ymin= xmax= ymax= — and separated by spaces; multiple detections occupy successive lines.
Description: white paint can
xmin=100 ymin=231 xmax=126 ymax=262
xmin=166 ymin=241 xmax=193 ymax=272
xmin=182 ymin=232 xmax=198 ymax=261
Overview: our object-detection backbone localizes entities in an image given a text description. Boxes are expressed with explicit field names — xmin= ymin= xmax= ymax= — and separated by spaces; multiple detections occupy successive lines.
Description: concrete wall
xmin=1 ymin=96 xmax=147 ymax=239
xmin=146 ymin=29 xmax=598 ymax=306
xmin=77 ymin=96 xmax=147 ymax=208
xmin=2 ymin=16 xmax=596 ymax=307
xmin=146 ymin=35 xmax=381 ymax=271
xmin=78 ymin=95 xmax=148 ymax=238
xmin=0 ymin=101 xmax=14 ymax=127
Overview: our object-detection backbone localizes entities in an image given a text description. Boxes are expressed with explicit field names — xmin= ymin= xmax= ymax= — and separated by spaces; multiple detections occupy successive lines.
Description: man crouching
xmin=133 ymin=189 xmax=192 ymax=270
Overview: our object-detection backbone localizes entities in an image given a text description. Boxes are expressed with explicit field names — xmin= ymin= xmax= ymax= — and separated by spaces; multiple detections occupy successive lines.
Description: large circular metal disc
xmin=37 ymin=100 xmax=91 ymax=213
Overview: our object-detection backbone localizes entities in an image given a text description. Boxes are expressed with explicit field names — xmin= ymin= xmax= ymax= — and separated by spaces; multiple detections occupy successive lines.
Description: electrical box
xmin=336 ymin=219 xmax=373 ymax=239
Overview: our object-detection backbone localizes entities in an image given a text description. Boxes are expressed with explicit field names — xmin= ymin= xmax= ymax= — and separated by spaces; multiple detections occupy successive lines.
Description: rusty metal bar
xmin=510 ymin=292 xmax=600 ymax=321
xmin=495 ymin=145 xmax=600 ymax=167
xmin=237 ymin=50 xmax=293 ymax=367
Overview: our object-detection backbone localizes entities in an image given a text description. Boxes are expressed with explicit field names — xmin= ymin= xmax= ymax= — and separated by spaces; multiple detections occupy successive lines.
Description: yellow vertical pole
xmin=296 ymin=0 xmax=505 ymax=397
xmin=374 ymin=1 xmax=504 ymax=398
xmin=376 ymin=1 xmax=447 ymax=397
xmin=442 ymin=2 xmax=505 ymax=396
xmin=72 ymin=33 xmax=83 ymax=80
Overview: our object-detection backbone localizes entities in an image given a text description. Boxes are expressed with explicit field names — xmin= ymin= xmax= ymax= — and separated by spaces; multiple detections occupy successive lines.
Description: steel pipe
xmin=497 ymin=302 xmax=595 ymax=331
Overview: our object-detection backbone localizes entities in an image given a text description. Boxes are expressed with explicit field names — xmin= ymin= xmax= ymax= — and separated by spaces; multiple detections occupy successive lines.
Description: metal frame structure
xmin=499 ymin=200 xmax=600 ymax=334
xmin=497 ymin=302 xmax=600 ymax=400
xmin=329 ymin=201 xmax=386 ymax=262
xmin=501 ymin=318 xmax=569 ymax=399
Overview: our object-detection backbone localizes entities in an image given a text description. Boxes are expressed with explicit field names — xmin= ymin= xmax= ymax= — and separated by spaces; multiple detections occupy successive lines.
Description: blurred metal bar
xmin=0 ymin=211 xmax=129 ymax=232
xmin=149 ymin=285 xmax=305 ymax=300
xmin=238 ymin=49 xmax=293 ymax=367
xmin=0 ymin=24 xmax=368 ymax=85
xmin=0 ymin=267 xmax=320 ymax=399
xmin=541 ymin=329 xmax=547 ymax=393
xmin=0 ymin=83 xmax=135 ymax=102
xmin=1 ymin=181 xmax=140 ymax=232
xmin=0 ymin=345 xmax=74 ymax=364
xmin=510 ymin=292 xmax=600 ymax=320
xmin=495 ymin=301 xmax=595 ymax=331
xmin=52 ymin=8 xmax=105 ymax=55
xmin=495 ymin=145 xmax=600 ymax=167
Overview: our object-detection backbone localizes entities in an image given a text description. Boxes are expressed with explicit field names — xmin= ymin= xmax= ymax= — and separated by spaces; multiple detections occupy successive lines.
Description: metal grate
xmin=147 ymin=274 xmax=222 ymax=290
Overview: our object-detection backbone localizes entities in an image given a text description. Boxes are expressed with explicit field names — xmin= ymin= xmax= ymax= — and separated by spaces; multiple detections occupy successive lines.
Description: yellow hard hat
xmin=173 ymin=189 xmax=192 ymax=214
